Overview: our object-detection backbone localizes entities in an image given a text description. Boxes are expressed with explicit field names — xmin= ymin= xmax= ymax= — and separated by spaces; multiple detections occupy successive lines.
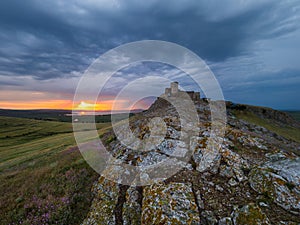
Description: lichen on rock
xmin=232 ymin=203 xmax=271 ymax=225
xmin=141 ymin=182 xmax=200 ymax=224
xmin=81 ymin=177 xmax=119 ymax=225
xmin=123 ymin=187 xmax=142 ymax=225
xmin=249 ymin=158 xmax=300 ymax=215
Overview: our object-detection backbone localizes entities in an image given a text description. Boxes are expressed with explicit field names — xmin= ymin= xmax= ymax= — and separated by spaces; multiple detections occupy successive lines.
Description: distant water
xmin=66 ymin=109 xmax=144 ymax=116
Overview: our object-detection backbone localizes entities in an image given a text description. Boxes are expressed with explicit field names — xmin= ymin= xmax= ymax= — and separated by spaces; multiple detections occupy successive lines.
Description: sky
xmin=0 ymin=0 xmax=300 ymax=110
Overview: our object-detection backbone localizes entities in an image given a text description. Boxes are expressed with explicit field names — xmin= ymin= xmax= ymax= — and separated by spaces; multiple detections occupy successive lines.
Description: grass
xmin=285 ymin=111 xmax=300 ymax=122
xmin=0 ymin=117 xmax=72 ymax=147
xmin=0 ymin=116 xmax=111 ymax=225
xmin=233 ymin=110 xmax=300 ymax=143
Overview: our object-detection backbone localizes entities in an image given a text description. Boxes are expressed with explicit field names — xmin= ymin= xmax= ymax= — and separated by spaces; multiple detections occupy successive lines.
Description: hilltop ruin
xmin=163 ymin=81 xmax=200 ymax=101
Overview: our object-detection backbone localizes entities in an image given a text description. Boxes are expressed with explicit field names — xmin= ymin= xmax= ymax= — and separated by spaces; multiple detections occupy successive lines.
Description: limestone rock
xmin=220 ymin=148 xmax=249 ymax=182
xmin=81 ymin=177 xmax=119 ymax=225
xmin=123 ymin=187 xmax=142 ymax=225
xmin=218 ymin=217 xmax=233 ymax=225
xmin=237 ymin=135 xmax=268 ymax=150
xmin=249 ymin=158 xmax=300 ymax=215
xmin=201 ymin=210 xmax=218 ymax=225
xmin=232 ymin=203 xmax=271 ymax=225
xmin=264 ymin=158 xmax=300 ymax=187
xmin=279 ymin=221 xmax=299 ymax=225
xmin=192 ymin=136 xmax=221 ymax=173
xmin=158 ymin=139 xmax=188 ymax=157
xmin=141 ymin=182 xmax=200 ymax=224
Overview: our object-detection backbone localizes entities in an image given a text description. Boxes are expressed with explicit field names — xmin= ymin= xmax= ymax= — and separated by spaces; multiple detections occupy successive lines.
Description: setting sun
xmin=73 ymin=100 xmax=118 ymax=111
xmin=76 ymin=101 xmax=97 ymax=111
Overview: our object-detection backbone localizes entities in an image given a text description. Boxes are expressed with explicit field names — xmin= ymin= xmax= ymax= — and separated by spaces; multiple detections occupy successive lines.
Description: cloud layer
xmin=0 ymin=0 xmax=300 ymax=109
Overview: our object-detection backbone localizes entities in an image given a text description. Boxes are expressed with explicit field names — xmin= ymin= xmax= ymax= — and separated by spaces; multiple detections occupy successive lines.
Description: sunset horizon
xmin=0 ymin=99 xmax=151 ymax=111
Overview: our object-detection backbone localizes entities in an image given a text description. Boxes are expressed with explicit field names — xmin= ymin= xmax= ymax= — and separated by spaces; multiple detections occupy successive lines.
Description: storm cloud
xmin=0 ymin=0 xmax=300 ymax=109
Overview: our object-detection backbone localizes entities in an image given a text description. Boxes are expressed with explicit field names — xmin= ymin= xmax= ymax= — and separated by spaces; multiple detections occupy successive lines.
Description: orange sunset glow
xmin=0 ymin=100 xmax=116 ymax=111
xmin=0 ymin=99 xmax=147 ymax=111
xmin=0 ymin=100 xmax=74 ymax=110
xmin=74 ymin=101 xmax=116 ymax=111
xmin=0 ymin=89 xmax=152 ymax=111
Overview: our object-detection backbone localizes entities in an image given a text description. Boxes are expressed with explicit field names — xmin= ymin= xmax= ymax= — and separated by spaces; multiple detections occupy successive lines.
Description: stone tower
xmin=170 ymin=81 xmax=179 ymax=95
xmin=163 ymin=82 xmax=200 ymax=101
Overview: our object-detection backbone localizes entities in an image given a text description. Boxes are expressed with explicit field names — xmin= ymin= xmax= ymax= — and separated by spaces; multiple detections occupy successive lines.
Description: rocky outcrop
xmin=82 ymin=98 xmax=300 ymax=224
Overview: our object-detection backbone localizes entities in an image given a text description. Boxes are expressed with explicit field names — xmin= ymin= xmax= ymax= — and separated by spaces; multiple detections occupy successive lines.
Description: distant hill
xmin=226 ymin=102 xmax=300 ymax=128
xmin=284 ymin=110 xmax=300 ymax=122
xmin=0 ymin=109 xmax=71 ymax=122
xmin=0 ymin=108 xmax=144 ymax=123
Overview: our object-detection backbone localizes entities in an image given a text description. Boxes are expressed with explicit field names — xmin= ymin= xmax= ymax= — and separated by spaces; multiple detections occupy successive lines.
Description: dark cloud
xmin=219 ymin=69 xmax=300 ymax=110
xmin=0 ymin=0 xmax=299 ymax=78
xmin=0 ymin=0 xmax=300 ymax=109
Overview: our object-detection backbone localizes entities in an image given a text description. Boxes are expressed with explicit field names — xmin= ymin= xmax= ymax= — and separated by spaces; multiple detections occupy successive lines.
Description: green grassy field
xmin=0 ymin=116 xmax=111 ymax=225
xmin=233 ymin=110 xmax=300 ymax=143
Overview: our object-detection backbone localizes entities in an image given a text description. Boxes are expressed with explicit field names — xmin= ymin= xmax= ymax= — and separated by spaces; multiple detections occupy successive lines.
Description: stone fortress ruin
xmin=163 ymin=81 xmax=200 ymax=101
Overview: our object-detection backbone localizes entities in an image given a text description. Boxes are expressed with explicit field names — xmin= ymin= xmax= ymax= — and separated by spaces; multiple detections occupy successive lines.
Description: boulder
xmin=81 ymin=177 xmax=119 ymax=225
xmin=249 ymin=158 xmax=300 ymax=215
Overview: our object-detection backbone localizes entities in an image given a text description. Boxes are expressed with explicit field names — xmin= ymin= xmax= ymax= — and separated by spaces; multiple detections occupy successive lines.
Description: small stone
xmin=218 ymin=217 xmax=233 ymax=225
xmin=279 ymin=221 xmax=299 ymax=225
xmin=216 ymin=185 xmax=224 ymax=192
xmin=228 ymin=178 xmax=238 ymax=186
xmin=195 ymin=190 xmax=205 ymax=209
xmin=219 ymin=165 xmax=234 ymax=178
xmin=259 ymin=202 xmax=269 ymax=208
xmin=201 ymin=210 xmax=218 ymax=225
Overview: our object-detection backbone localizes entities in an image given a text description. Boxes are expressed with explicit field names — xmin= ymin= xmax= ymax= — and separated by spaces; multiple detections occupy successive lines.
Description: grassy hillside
xmin=0 ymin=117 xmax=110 ymax=225
xmin=233 ymin=110 xmax=300 ymax=143
xmin=285 ymin=111 xmax=300 ymax=122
